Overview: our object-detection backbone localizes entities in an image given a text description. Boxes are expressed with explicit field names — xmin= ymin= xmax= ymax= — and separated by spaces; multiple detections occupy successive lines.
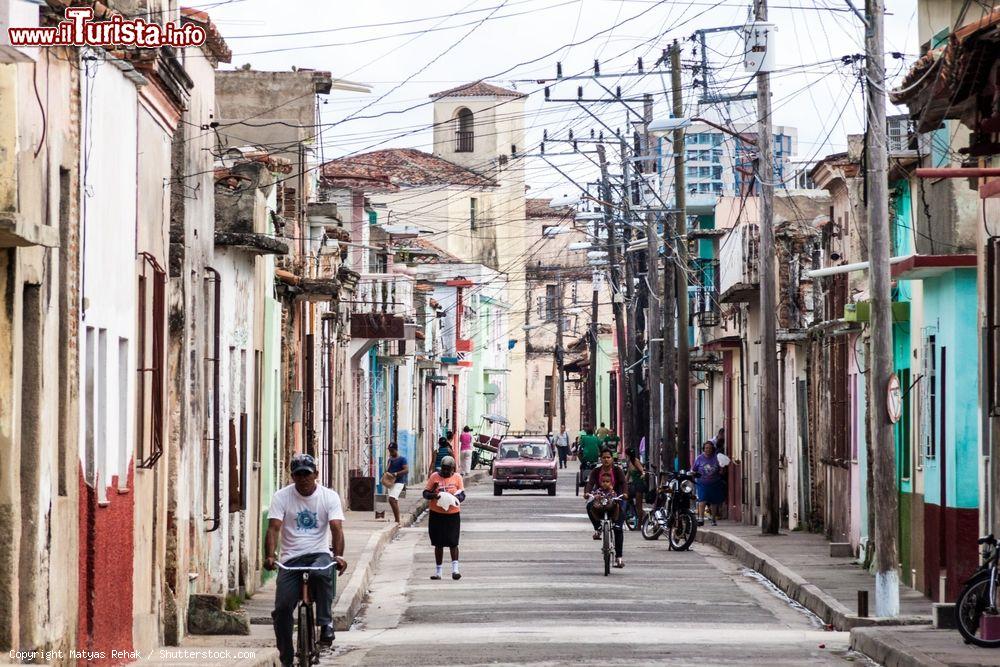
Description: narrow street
xmin=329 ymin=477 xmax=863 ymax=666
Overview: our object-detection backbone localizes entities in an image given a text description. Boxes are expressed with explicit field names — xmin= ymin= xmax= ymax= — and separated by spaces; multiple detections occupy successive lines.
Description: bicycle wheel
xmin=602 ymin=521 xmax=612 ymax=576
xmin=640 ymin=513 xmax=662 ymax=540
xmin=624 ymin=501 xmax=639 ymax=531
xmin=669 ymin=512 xmax=697 ymax=551
xmin=956 ymin=571 xmax=1000 ymax=647
xmin=296 ymin=604 xmax=311 ymax=667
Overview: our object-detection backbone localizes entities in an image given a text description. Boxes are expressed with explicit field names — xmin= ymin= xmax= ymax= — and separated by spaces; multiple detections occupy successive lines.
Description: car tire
xmin=493 ymin=484 xmax=503 ymax=496
xmin=547 ymin=484 xmax=556 ymax=496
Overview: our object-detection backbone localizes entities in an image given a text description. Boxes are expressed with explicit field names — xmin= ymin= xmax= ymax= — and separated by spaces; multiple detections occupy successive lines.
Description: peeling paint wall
xmin=0 ymin=46 xmax=81 ymax=660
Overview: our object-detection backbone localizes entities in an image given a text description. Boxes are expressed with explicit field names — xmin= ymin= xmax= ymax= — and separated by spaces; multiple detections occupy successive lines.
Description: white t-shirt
xmin=268 ymin=484 xmax=345 ymax=562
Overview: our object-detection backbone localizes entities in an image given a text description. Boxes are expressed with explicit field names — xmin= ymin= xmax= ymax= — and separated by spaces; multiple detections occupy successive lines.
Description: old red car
xmin=492 ymin=437 xmax=558 ymax=496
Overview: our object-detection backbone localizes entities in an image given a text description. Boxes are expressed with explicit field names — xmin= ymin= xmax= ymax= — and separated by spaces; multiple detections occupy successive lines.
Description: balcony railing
xmin=719 ymin=223 xmax=759 ymax=302
xmin=353 ymin=274 xmax=416 ymax=319
xmin=690 ymin=258 xmax=720 ymax=327
xmin=456 ymin=130 xmax=474 ymax=153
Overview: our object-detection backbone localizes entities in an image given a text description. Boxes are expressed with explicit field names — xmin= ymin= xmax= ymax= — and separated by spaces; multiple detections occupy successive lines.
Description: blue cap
xmin=290 ymin=453 xmax=317 ymax=474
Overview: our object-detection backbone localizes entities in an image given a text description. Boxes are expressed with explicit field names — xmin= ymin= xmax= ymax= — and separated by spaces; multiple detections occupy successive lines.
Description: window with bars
xmin=921 ymin=330 xmax=937 ymax=459
xmin=455 ymin=108 xmax=474 ymax=152
xmin=545 ymin=284 xmax=557 ymax=322
xmin=544 ymin=375 xmax=553 ymax=417
xmin=136 ymin=252 xmax=166 ymax=468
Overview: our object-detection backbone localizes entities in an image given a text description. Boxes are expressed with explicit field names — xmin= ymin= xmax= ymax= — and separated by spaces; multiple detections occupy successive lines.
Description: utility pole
xmin=671 ymin=40 xmax=691 ymax=470
xmin=755 ymin=0 xmax=781 ymax=535
xmin=622 ymin=136 xmax=646 ymax=458
xmin=642 ymin=94 xmax=664 ymax=470
xmin=598 ymin=143 xmax=630 ymax=447
xmin=556 ymin=280 xmax=567 ymax=429
xmin=589 ymin=213 xmax=600 ymax=431
xmin=865 ymin=0 xmax=900 ymax=616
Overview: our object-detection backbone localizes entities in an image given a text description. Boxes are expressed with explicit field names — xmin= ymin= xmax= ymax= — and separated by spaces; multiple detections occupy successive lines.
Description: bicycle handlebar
xmin=275 ymin=561 xmax=338 ymax=571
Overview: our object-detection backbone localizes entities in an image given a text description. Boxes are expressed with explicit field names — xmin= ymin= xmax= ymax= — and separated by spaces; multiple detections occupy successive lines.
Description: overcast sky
xmin=205 ymin=0 xmax=920 ymax=199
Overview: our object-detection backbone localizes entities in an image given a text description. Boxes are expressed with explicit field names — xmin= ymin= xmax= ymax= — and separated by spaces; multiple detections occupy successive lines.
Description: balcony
xmin=719 ymin=223 xmax=759 ymax=303
xmin=350 ymin=274 xmax=415 ymax=340
xmin=0 ymin=212 xmax=59 ymax=248
xmin=691 ymin=258 xmax=720 ymax=327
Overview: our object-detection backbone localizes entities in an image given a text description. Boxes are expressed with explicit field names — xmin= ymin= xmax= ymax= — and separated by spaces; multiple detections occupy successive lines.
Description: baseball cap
xmin=388 ymin=442 xmax=398 ymax=451
xmin=290 ymin=453 xmax=317 ymax=475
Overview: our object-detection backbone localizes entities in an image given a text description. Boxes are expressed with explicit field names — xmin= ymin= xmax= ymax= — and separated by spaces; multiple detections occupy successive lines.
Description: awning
xmin=806 ymin=254 xmax=976 ymax=280
xmin=891 ymin=254 xmax=976 ymax=279
xmin=702 ymin=335 xmax=742 ymax=351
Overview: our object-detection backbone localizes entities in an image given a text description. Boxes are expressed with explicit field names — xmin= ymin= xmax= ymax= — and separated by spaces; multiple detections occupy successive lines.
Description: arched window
xmin=455 ymin=108 xmax=474 ymax=152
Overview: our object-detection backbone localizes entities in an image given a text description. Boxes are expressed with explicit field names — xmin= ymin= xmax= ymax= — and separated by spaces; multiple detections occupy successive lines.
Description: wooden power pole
xmin=643 ymin=95 xmax=665 ymax=470
xmin=865 ymin=0 xmax=900 ymax=616
xmin=755 ymin=0 xmax=781 ymax=535
xmin=671 ymin=40 xmax=691 ymax=470
xmin=549 ymin=279 xmax=567 ymax=434
xmin=598 ymin=143 xmax=630 ymax=447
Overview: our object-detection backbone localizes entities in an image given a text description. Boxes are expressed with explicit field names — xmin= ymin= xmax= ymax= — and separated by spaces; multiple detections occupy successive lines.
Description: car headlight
xmin=681 ymin=480 xmax=695 ymax=495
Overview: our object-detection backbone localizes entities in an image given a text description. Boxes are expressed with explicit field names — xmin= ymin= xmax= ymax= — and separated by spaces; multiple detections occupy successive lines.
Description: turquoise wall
xmin=920 ymin=269 xmax=978 ymax=509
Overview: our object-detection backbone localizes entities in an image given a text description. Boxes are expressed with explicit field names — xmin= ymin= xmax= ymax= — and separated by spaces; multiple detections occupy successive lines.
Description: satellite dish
xmin=483 ymin=382 xmax=500 ymax=396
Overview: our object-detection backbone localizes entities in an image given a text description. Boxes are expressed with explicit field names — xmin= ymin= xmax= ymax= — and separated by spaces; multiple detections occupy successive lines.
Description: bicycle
xmin=276 ymin=561 xmax=338 ymax=667
xmin=955 ymin=533 xmax=1000 ymax=647
xmin=587 ymin=493 xmax=624 ymax=576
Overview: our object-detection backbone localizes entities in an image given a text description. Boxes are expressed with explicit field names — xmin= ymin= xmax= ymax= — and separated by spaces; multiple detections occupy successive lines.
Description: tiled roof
xmin=322 ymin=149 xmax=496 ymax=188
xmin=180 ymin=7 xmax=231 ymax=64
xmin=430 ymin=81 xmax=526 ymax=99
xmin=526 ymin=198 xmax=574 ymax=219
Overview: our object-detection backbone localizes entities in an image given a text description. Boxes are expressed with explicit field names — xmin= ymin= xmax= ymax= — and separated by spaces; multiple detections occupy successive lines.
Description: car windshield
xmin=499 ymin=442 xmax=552 ymax=459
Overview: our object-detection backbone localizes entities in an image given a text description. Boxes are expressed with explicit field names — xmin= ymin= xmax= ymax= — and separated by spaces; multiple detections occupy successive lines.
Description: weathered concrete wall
xmin=78 ymin=49 xmax=141 ymax=662
xmin=0 ymin=47 xmax=81 ymax=659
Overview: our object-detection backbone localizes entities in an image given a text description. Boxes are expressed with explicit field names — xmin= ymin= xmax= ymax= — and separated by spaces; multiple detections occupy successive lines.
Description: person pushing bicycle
xmin=264 ymin=453 xmax=347 ymax=666
xmin=584 ymin=448 xmax=628 ymax=568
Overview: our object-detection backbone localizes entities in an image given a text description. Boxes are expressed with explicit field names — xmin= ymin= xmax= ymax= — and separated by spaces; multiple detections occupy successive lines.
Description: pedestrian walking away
xmin=459 ymin=425 xmax=473 ymax=474
xmin=423 ymin=456 xmax=467 ymax=580
xmin=430 ymin=436 xmax=455 ymax=474
xmin=383 ymin=443 xmax=408 ymax=524
xmin=691 ymin=441 xmax=727 ymax=526
xmin=263 ymin=453 xmax=348 ymax=666
xmin=596 ymin=422 xmax=609 ymax=439
xmin=555 ymin=424 xmax=570 ymax=469
xmin=584 ymin=449 xmax=628 ymax=568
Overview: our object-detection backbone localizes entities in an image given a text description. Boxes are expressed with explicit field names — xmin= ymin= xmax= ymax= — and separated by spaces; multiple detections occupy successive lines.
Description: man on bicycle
xmin=584 ymin=448 xmax=627 ymax=568
xmin=264 ymin=453 xmax=347 ymax=666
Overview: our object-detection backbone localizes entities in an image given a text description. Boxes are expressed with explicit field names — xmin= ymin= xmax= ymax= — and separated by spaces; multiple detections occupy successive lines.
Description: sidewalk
xmin=697 ymin=521 xmax=1000 ymax=666
xmin=136 ymin=470 xmax=490 ymax=666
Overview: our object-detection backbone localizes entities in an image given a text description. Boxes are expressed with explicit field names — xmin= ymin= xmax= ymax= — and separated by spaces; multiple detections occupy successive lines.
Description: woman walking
xmin=459 ymin=426 xmax=473 ymax=474
xmin=423 ymin=456 xmax=466 ymax=580
xmin=692 ymin=440 xmax=726 ymax=526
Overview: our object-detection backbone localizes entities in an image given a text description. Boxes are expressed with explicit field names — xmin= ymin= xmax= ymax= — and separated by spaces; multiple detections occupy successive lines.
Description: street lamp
xmin=648 ymin=116 xmax=692 ymax=136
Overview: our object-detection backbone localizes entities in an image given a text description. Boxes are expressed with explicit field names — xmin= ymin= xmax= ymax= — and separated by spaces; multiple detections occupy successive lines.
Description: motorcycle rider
xmin=584 ymin=448 xmax=628 ymax=568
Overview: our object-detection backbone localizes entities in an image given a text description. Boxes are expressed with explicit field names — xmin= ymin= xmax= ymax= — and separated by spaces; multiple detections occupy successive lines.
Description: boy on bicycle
xmin=584 ymin=449 xmax=627 ymax=568
xmin=264 ymin=454 xmax=348 ymax=666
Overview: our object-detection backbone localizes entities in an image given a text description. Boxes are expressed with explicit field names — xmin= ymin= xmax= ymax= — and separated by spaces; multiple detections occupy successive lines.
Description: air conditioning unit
xmin=886 ymin=115 xmax=914 ymax=153
xmin=0 ymin=0 xmax=42 ymax=63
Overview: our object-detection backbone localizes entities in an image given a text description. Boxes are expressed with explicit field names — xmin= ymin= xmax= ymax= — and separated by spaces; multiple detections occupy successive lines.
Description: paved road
xmin=327 ymin=473 xmax=868 ymax=665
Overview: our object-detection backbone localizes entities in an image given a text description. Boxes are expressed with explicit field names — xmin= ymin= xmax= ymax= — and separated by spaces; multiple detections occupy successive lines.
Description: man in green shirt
xmin=577 ymin=427 xmax=603 ymax=466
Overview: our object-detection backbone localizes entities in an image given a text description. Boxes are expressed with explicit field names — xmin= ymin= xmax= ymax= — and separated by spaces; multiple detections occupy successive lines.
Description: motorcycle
xmin=955 ymin=533 xmax=1000 ymax=647
xmin=640 ymin=469 xmax=699 ymax=551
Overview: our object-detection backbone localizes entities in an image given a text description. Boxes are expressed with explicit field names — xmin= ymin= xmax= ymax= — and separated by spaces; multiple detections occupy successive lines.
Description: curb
xmin=331 ymin=469 xmax=490 ymax=631
xmin=849 ymin=627 xmax=950 ymax=667
xmin=695 ymin=528 xmax=932 ymax=631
